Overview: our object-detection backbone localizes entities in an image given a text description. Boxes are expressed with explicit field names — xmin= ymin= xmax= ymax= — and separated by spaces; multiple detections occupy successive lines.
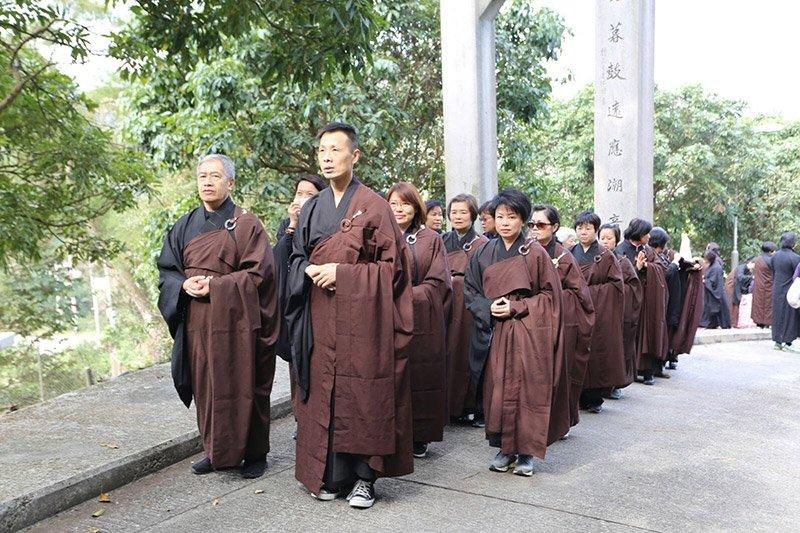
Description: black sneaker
xmin=643 ymin=376 xmax=655 ymax=386
xmin=586 ymin=404 xmax=602 ymax=414
xmin=513 ymin=454 xmax=535 ymax=477
xmin=607 ymin=388 xmax=623 ymax=400
xmin=413 ymin=442 xmax=428 ymax=458
xmin=666 ymin=361 xmax=677 ymax=370
xmin=472 ymin=416 xmax=486 ymax=428
xmin=241 ymin=455 xmax=267 ymax=478
xmin=191 ymin=457 xmax=214 ymax=475
xmin=347 ymin=479 xmax=375 ymax=509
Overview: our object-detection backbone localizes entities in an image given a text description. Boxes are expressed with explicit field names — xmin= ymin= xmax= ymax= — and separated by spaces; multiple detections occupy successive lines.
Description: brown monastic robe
xmin=544 ymin=239 xmax=594 ymax=429
xmin=751 ymin=254 xmax=773 ymax=327
xmin=670 ymin=268 xmax=704 ymax=355
xmin=466 ymin=236 xmax=563 ymax=459
xmin=288 ymin=182 xmax=414 ymax=493
xmin=181 ymin=209 xmax=279 ymax=468
xmin=617 ymin=254 xmax=642 ymax=387
xmin=444 ymin=230 xmax=488 ymax=418
xmin=637 ymin=246 xmax=669 ymax=373
xmin=406 ymin=226 xmax=452 ymax=443
xmin=573 ymin=243 xmax=625 ymax=389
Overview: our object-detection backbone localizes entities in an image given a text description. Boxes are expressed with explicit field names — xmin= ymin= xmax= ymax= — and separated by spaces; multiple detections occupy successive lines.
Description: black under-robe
xmin=443 ymin=227 xmax=479 ymax=253
xmin=732 ymin=264 xmax=753 ymax=306
xmin=157 ymin=196 xmax=236 ymax=406
xmin=700 ymin=261 xmax=731 ymax=329
xmin=273 ymin=218 xmax=294 ymax=361
xmin=770 ymin=248 xmax=800 ymax=344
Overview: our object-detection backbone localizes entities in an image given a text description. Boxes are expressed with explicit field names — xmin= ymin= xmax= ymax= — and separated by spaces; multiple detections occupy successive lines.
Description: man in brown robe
xmin=285 ymin=122 xmax=414 ymax=509
xmin=157 ymin=154 xmax=279 ymax=479
xmin=750 ymin=241 xmax=777 ymax=327
xmin=530 ymin=205 xmax=595 ymax=432
xmin=571 ymin=211 xmax=624 ymax=413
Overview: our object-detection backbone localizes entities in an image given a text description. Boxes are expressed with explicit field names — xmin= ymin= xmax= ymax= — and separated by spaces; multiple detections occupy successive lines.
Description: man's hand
xmin=306 ymin=263 xmax=338 ymax=290
xmin=184 ymin=276 xmax=211 ymax=298
xmin=490 ymin=297 xmax=512 ymax=318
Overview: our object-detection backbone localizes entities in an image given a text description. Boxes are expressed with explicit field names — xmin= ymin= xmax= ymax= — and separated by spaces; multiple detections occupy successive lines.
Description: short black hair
xmin=761 ymin=241 xmax=777 ymax=253
xmin=316 ymin=121 xmax=359 ymax=150
xmin=478 ymin=199 xmax=497 ymax=216
xmin=649 ymin=227 xmax=670 ymax=249
xmin=573 ymin=210 xmax=601 ymax=231
xmin=294 ymin=173 xmax=326 ymax=193
xmin=493 ymin=188 xmax=531 ymax=223
xmin=704 ymin=250 xmax=718 ymax=265
xmin=779 ymin=232 xmax=797 ymax=249
xmin=623 ymin=218 xmax=653 ymax=241
xmin=531 ymin=204 xmax=560 ymax=226
xmin=706 ymin=242 xmax=721 ymax=254
xmin=599 ymin=223 xmax=621 ymax=246
xmin=425 ymin=199 xmax=443 ymax=213
xmin=447 ymin=193 xmax=479 ymax=222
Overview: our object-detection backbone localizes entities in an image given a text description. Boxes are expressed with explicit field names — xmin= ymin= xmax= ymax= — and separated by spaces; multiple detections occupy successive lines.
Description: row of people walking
xmin=156 ymin=122 xmax=716 ymax=510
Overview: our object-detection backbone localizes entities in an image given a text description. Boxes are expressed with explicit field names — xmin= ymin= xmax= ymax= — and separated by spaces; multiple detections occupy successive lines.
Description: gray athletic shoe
xmin=489 ymin=451 xmax=517 ymax=472
xmin=513 ymin=455 xmax=535 ymax=477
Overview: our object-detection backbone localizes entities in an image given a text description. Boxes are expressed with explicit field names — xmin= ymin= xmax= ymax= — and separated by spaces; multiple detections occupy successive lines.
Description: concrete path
xmin=25 ymin=340 xmax=800 ymax=532
xmin=0 ymin=360 xmax=292 ymax=532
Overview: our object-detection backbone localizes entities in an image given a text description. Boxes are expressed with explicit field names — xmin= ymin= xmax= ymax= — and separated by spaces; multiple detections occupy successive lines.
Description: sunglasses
xmin=527 ymin=222 xmax=553 ymax=229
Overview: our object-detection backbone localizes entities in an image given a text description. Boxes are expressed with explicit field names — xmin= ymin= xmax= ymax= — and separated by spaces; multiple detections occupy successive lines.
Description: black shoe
xmin=191 ymin=457 xmax=214 ymax=475
xmin=241 ymin=455 xmax=267 ymax=478
xmin=472 ymin=416 xmax=486 ymax=428
xmin=654 ymin=371 xmax=671 ymax=379
xmin=413 ymin=442 xmax=428 ymax=458
xmin=454 ymin=413 xmax=474 ymax=425
xmin=587 ymin=404 xmax=602 ymax=414
xmin=643 ymin=376 xmax=655 ymax=386
xmin=667 ymin=362 xmax=677 ymax=370
xmin=634 ymin=375 xmax=645 ymax=383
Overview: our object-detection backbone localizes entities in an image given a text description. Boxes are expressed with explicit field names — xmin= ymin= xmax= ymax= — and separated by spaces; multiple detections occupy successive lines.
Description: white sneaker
xmin=311 ymin=487 xmax=340 ymax=501
xmin=347 ymin=479 xmax=375 ymax=509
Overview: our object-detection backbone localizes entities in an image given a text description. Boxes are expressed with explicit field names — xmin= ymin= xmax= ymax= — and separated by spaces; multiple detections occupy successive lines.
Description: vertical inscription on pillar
xmin=595 ymin=0 xmax=639 ymax=229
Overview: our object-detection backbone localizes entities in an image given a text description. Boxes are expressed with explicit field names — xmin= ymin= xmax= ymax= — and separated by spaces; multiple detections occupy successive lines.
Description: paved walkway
xmin=25 ymin=339 xmax=800 ymax=532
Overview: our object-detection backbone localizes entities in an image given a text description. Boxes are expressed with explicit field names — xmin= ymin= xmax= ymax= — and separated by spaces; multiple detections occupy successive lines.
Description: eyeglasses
xmin=527 ymin=222 xmax=552 ymax=229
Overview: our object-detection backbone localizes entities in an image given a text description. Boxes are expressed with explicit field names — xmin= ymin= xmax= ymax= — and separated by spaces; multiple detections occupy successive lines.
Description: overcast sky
xmin=538 ymin=0 xmax=800 ymax=119
xmin=57 ymin=1 xmax=800 ymax=120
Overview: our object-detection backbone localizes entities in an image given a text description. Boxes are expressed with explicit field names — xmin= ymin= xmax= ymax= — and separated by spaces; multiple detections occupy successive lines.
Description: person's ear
xmin=351 ymin=148 xmax=361 ymax=165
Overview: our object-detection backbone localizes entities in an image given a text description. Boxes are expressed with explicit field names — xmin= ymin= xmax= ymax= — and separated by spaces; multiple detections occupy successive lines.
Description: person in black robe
xmin=730 ymin=261 xmax=754 ymax=327
xmin=157 ymin=154 xmax=279 ymax=479
xmin=770 ymin=232 xmax=800 ymax=351
xmin=700 ymin=250 xmax=732 ymax=329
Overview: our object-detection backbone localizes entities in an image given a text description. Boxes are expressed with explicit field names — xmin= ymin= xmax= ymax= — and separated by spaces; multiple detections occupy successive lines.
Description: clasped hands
xmin=305 ymin=263 xmax=338 ymax=290
xmin=490 ymin=297 xmax=512 ymax=319
xmin=183 ymin=275 xmax=212 ymax=298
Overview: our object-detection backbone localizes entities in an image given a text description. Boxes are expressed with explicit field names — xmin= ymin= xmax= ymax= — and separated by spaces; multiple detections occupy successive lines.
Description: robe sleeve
xmin=704 ymin=265 xmax=725 ymax=299
xmin=156 ymin=223 xmax=188 ymax=337
xmin=621 ymin=258 xmax=643 ymax=324
xmin=512 ymin=248 xmax=562 ymax=356
xmin=464 ymin=245 xmax=493 ymax=332
xmin=413 ymin=235 xmax=452 ymax=310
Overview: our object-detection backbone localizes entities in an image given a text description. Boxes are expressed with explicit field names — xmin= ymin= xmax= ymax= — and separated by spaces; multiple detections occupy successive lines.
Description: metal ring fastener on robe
xmin=406 ymin=227 xmax=424 ymax=246
xmin=518 ymin=238 xmax=536 ymax=256
xmin=462 ymin=235 xmax=480 ymax=252
xmin=339 ymin=209 xmax=364 ymax=232
xmin=224 ymin=209 xmax=248 ymax=230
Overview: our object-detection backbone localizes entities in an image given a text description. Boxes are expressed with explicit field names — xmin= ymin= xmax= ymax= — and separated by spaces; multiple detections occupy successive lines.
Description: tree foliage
xmin=0 ymin=0 xmax=155 ymax=267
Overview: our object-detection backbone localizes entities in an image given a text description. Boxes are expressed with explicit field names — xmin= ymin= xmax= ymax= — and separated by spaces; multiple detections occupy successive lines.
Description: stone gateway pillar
xmin=440 ymin=0 xmax=505 ymax=205
xmin=594 ymin=0 xmax=655 ymax=228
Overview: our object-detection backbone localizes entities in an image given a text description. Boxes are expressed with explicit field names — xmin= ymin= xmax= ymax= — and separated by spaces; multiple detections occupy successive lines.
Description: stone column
xmin=440 ymin=0 xmax=505 ymax=205
xmin=594 ymin=0 xmax=655 ymax=229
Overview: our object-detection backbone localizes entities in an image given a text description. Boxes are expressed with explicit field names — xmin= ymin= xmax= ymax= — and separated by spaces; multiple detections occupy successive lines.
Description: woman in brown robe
xmin=599 ymin=224 xmax=642 ymax=394
xmin=750 ymin=241 xmax=777 ymax=327
xmin=571 ymin=212 xmax=624 ymax=413
xmin=616 ymin=219 xmax=668 ymax=386
xmin=465 ymin=189 xmax=564 ymax=477
xmin=387 ymin=183 xmax=452 ymax=459
xmin=442 ymin=194 xmax=488 ymax=424
xmin=530 ymin=204 xmax=595 ymax=432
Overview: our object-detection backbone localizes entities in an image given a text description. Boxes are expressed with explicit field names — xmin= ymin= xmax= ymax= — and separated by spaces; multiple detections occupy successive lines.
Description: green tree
xmin=0 ymin=0 xmax=155 ymax=267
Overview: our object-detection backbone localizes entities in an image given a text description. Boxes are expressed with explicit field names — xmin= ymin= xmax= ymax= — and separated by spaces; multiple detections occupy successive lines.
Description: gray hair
xmin=196 ymin=154 xmax=235 ymax=180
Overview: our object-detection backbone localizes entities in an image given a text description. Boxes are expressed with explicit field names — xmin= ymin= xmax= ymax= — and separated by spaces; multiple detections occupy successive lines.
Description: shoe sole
xmin=241 ymin=471 xmax=266 ymax=479
xmin=312 ymin=492 xmax=340 ymax=501
xmin=413 ymin=453 xmax=427 ymax=459
xmin=513 ymin=469 xmax=534 ymax=477
xmin=349 ymin=498 xmax=375 ymax=509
